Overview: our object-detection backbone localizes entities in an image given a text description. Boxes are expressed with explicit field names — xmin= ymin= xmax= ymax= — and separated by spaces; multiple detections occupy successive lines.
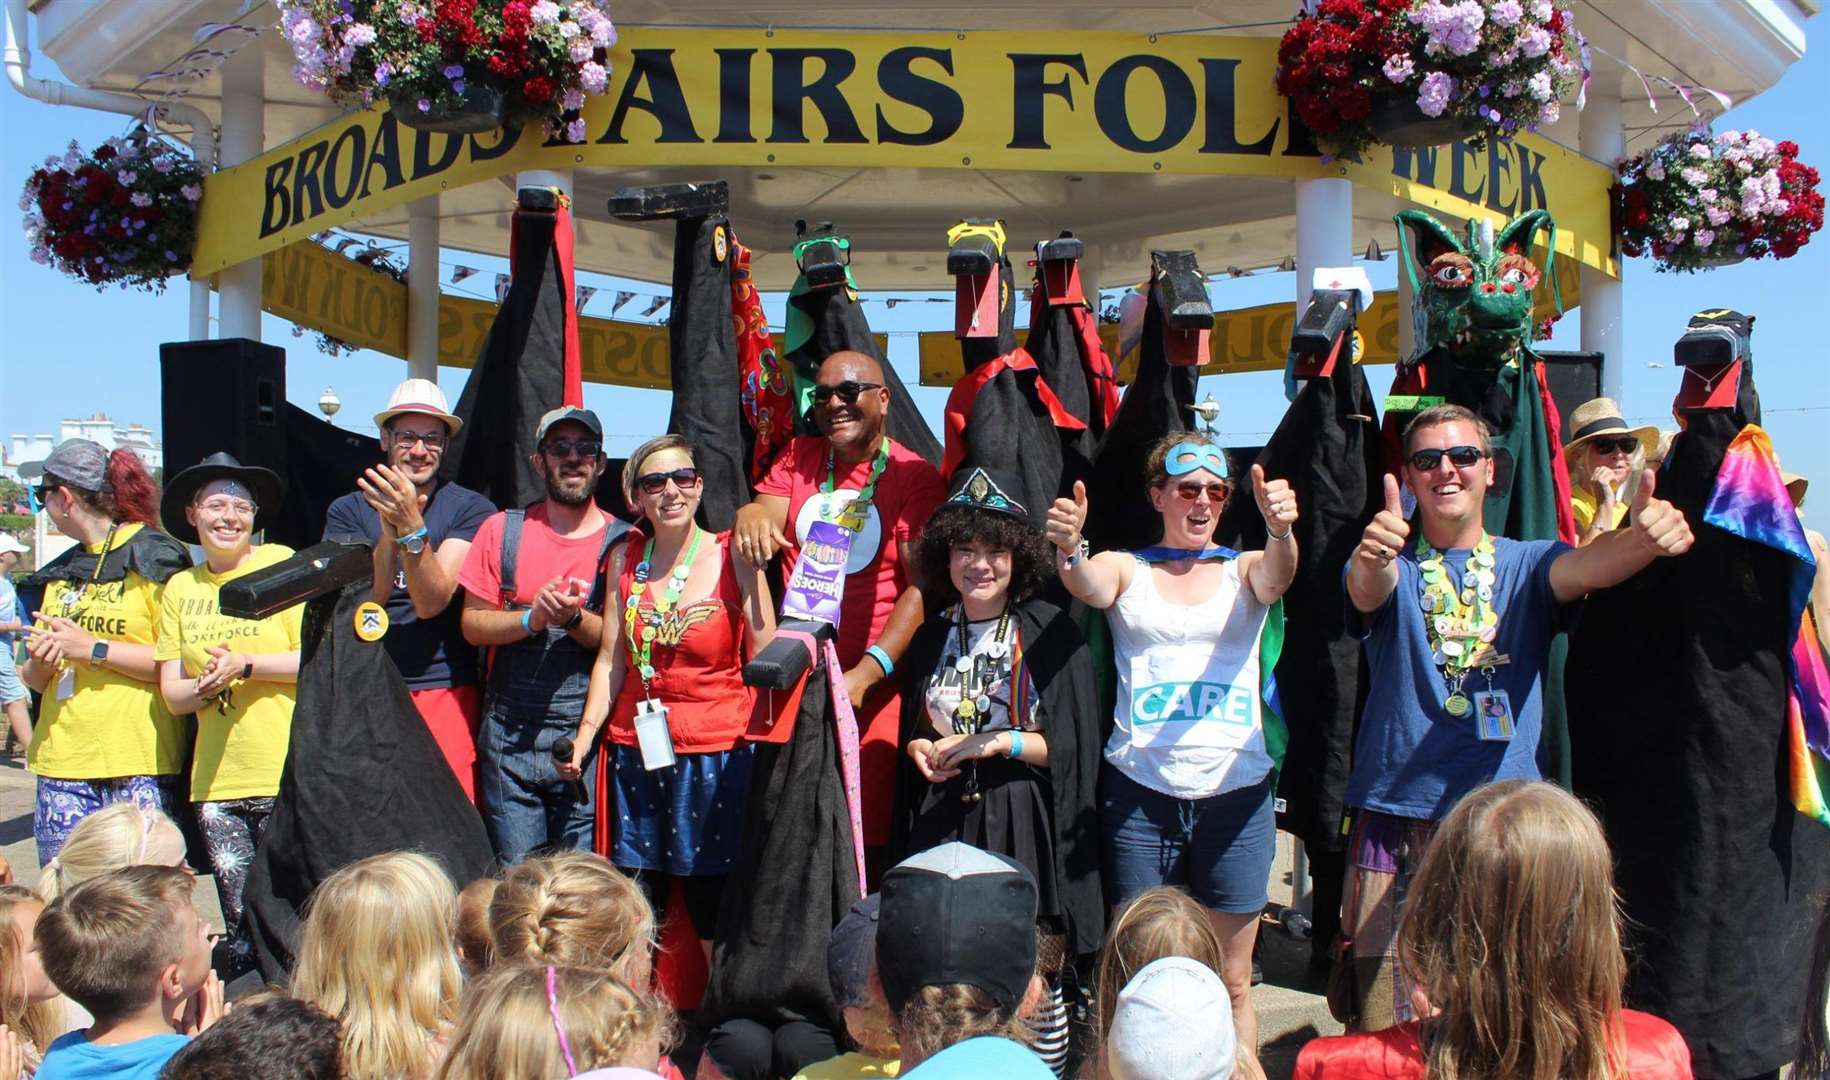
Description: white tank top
xmin=1105 ymin=556 xmax=1271 ymax=799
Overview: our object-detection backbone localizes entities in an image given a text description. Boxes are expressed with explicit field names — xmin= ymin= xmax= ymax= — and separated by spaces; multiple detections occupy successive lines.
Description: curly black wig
xmin=915 ymin=504 xmax=1056 ymax=609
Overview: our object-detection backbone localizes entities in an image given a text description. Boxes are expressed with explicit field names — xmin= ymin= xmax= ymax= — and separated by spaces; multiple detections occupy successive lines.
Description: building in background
xmin=2 ymin=414 xmax=162 ymax=481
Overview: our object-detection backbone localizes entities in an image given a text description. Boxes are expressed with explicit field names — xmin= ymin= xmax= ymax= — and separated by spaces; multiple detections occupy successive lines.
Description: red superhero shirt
xmin=754 ymin=434 xmax=945 ymax=846
xmin=1294 ymin=1009 xmax=1693 ymax=1080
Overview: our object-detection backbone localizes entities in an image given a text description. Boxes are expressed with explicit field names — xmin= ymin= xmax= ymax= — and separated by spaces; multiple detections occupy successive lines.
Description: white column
xmin=407 ymin=196 xmax=441 ymax=381
xmin=1580 ymin=88 xmax=1626 ymax=402
xmin=217 ymin=44 xmax=264 ymax=341
xmin=1293 ymin=177 xmax=1353 ymax=398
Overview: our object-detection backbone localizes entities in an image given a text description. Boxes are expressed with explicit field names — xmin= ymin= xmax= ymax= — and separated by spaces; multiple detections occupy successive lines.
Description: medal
xmin=1416 ymin=532 xmax=1504 ymax=726
xmin=1444 ymin=692 xmax=1471 ymax=717
xmin=956 ymin=698 xmax=977 ymax=720
xmin=624 ymin=525 xmax=705 ymax=701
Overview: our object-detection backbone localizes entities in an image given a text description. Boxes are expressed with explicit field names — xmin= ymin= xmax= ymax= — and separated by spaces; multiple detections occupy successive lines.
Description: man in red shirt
xmin=459 ymin=406 xmax=630 ymax=861
xmin=735 ymin=350 xmax=945 ymax=860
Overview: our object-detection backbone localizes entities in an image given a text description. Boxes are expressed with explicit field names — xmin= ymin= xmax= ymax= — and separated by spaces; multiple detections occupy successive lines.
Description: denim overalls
xmin=477 ymin=509 xmax=628 ymax=862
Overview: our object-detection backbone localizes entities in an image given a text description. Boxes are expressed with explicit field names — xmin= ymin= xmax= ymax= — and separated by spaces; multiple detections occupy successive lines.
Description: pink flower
xmin=530 ymin=0 xmax=561 ymax=24
xmin=562 ymin=88 xmax=586 ymax=110
xmin=1520 ymin=25 xmax=1552 ymax=57
xmin=1680 ymin=167 xmax=1708 ymax=186
xmin=181 ymin=183 xmax=203 ymax=201
xmin=1417 ymin=71 xmax=1456 ymax=117
xmin=116 ymin=169 xmax=135 ymax=186
xmin=565 ymin=118 xmax=588 ymax=143
xmin=345 ymin=22 xmax=376 ymax=47
xmin=1688 ymin=142 xmax=1713 ymax=159
xmin=1527 ymin=71 xmax=1552 ymax=101
xmin=1492 ymin=0 xmax=1523 ymax=26
xmin=129 ymin=192 xmax=153 ymax=207
xmin=569 ymin=38 xmax=594 ymax=63
xmin=1382 ymin=54 xmax=1415 ymax=83
xmin=1694 ymin=229 xmax=1715 ymax=248
xmin=579 ymin=61 xmax=608 ymax=93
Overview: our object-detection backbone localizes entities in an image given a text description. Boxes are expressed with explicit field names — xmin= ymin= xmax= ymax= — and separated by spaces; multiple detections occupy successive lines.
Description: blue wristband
xmin=520 ymin=609 xmax=534 ymax=636
xmin=864 ymin=644 xmax=894 ymax=677
xmin=1006 ymin=730 xmax=1025 ymax=759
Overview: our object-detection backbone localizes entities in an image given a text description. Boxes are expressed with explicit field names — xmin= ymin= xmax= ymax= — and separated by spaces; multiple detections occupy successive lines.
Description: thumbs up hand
xmin=1046 ymin=480 xmax=1089 ymax=556
xmin=1627 ymin=469 xmax=1694 ymax=558
xmin=1358 ymin=474 xmax=1411 ymax=569
xmin=1251 ymin=464 xmax=1298 ymax=533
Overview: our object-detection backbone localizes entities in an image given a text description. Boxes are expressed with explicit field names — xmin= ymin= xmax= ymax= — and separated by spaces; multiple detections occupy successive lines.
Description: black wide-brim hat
xmin=940 ymin=465 xmax=1030 ymax=523
xmin=161 ymin=452 xmax=285 ymax=545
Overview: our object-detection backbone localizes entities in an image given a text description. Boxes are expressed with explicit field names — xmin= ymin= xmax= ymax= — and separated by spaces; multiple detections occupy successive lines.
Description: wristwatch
xmin=1058 ymin=539 xmax=1090 ymax=569
xmin=560 ymin=609 xmax=584 ymax=632
xmin=395 ymin=525 xmax=429 ymax=555
xmin=89 ymin=641 xmax=109 ymax=670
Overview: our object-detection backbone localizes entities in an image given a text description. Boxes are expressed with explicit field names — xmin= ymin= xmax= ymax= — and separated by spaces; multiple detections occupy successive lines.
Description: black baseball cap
xmin=877 ymin=843 xmax=1037 ymax=1014
xmin=828 ymin=893 xmax=882 ymax=1009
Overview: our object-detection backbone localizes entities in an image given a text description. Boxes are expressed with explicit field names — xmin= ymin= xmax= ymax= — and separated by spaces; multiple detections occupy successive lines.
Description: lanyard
xmin=822 ymin=437 xmax=892 ymax=532
xmin=623 ymin=526 xmax=705 ymax=700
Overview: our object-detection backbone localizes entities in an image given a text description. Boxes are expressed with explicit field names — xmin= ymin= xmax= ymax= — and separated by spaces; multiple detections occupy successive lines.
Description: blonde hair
xmin=488 ymin=852 xmax=655 ymax=986
xmin=0 ymin=886 xmax=63 ymax=1053
xmin=893 ymin=982 xmax=1030 ymax=1069
xmin=291 ymin=852 xmax=463 ymax=1080
xmin=455 ymin=878 xmax=500 ymax=977
xmin=620 ymin=434 xmax=693 ymax=511
xmin=1398 ymin=780 xmax=1628 ymax=1080
xmin=1093 ymin=887 xmax=1225 ymax=1047
xmin=39 ymin=803 xmax=187 ymax=902
xmin=433 ymin=965 xmax=672 ymax=1080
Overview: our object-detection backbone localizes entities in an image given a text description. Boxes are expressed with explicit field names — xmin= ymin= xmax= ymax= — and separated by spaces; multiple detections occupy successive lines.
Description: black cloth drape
xmin=664 ymin=214 xmax=749 ymax=531
xmin=268 ymin=405 xmax=382 ymax=552
xmin=785 ymin=284 xmax=941 ymax=466
xmin=1084 ymin=284 xmax=1197 ymax=555
xmin=242 ymin=580 xmax=495 ymax=982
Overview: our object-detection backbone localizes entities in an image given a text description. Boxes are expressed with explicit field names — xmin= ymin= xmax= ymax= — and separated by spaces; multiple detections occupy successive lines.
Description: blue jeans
xmin=478 ymin=626 xmax=598 ymax=863
xmin=1100 ymin=762 xmax=1276 ymax=914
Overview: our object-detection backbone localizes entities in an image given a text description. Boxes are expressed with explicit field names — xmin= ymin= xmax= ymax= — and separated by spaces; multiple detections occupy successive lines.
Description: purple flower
xmin=559 ymin=20 xmax=581 ymax=39
xmin=182 ymin=183 xmax=203 ymax=201
xmin=151 ymin=156 xmax=175 ymax=174
xmin=1491 ymin=0 xmax=1523 ymax=27
xmin=580 ymin=61 xmax=608 ymax=93
xmin=345 ymin=22 xmax=376 ymax=47
xmin=443 ymin=64 xmax=465 ymax=80
xmin=1382 ymin=53 xmax=1415 ymax=83
xmin=1694 ymin=228 xmax=1716 ymax=248
xmin=562 ymin=88 xmax=586 ymax=110
xmin=530 ymin=0 xmax=561 ymax=24
xmin=117 ymin=169 xmax=136 ymax=186
xmin=569 ymin=38 xmax=595 ymax=63
xmin=374 ymin=61 xmax=394 ymax=86
xmin=1527 ymin=71 xmax=1552 ymax=101
xmin=452 ymin=79 xmax=466 ymax=94
xmin=417 ymin=98 xmax=432 ymax=112
xmin=166 ymin=250 xmax=179 ymax=262
xmin=1520 ymin=25 xmax=1552 ymax=57
xmin=565 ymin=118 xmax=588 ymax=143
xmin=130 ymin=192 xmax=153 ymax=208
xmin=1417 ymin=71 xmax=1456 ymax=117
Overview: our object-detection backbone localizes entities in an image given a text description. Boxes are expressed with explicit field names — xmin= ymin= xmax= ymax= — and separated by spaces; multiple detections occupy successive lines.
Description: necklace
xmin=61 ymin=521 xmax=120 ymax=614
xmin=822 ymin=437 xmax=892 ymax=532
xmin=949 ymin=602 xmax=1014 ymax=806
xmin=624 ymin=525 xmax=705 ymax=698
xmin=1415 ymin=532 xmax=1500 ymax=717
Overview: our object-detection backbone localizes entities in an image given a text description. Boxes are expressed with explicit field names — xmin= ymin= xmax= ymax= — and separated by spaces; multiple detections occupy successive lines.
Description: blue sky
xmin=2 ymin=43 xmax=1825 ymax=520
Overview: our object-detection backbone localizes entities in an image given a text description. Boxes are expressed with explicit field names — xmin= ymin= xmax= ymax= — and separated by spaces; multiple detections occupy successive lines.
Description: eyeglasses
xmin=812 ymin=381 xmax=882 ymax=406
xmin=1172 ymin=481 xmax=1229 ymax=502
xmin=635 ymin=467 xmax=702 ymax=495
xmin=389 ymin=430 xmax=447 ymax=450
xmin=543 ymin=438 xmax=603 ymax=459
xmin=1586 ymin=436 xmax=1639 ymax=457
xmin=194 ymin=498 xmax=257 ymax=517
xmin=1407 ymin=445 xmax=1489 ymax=472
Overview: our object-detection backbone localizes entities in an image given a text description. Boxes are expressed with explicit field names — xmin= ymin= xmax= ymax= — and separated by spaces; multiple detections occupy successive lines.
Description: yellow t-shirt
xmin=1571 ymin=486 xmax=1630 ymax=534
xmin=28 ymin=523 xmax=185 ymax=781
xmin=793 ymin=1054 xmax=900 ymax=1080
xmin=154 ymin=544 xmax=303 ymax=802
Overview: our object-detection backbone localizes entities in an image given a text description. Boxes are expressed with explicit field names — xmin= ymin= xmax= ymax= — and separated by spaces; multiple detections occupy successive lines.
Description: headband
xmin=1163 ymin=442 xmax=1229 ymax=480
xmin=547 ymin=966 xmax=580 ymax=1077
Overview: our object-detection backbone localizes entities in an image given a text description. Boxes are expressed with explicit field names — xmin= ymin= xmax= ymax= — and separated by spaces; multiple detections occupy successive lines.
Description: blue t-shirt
xmin=902 ymin=1037 xmax=1054 ymax=1079
xmin=323 ymin=481 xmax=496 ymax=690
xmin=1345 ymin=536 xmax=1576 ymax=821
xmin=36 ymin=1031 xmax=188 ymax=1080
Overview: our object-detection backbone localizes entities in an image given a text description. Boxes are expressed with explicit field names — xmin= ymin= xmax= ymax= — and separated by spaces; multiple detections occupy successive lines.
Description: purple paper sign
xmin=781 ymin=519 xmax=853 ymax=627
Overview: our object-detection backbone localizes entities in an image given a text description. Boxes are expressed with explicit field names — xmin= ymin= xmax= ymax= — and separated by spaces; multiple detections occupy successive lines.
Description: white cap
xmin=0 ymin=533 xmax=27 ymax=556
xmin=373 ymin=378 xmax=463 ymax=434
xmin=1107 ymin=957 xmax=1236 ymax=1080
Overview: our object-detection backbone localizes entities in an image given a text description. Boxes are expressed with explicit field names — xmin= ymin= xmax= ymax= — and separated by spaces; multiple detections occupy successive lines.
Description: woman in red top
xmin=1296 ymin=780 xmax=1693 ymax=1080
xmin=567 ymin=435 xmax=775 ymax=959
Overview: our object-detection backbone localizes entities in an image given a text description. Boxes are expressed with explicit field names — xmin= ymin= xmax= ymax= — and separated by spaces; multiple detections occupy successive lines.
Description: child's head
xmin=488 ymin=852 xmax=655 ymax=987
xmin=158 ymin=993 xmax=344 ymax=1080
xmin=433 ymin=965 xmax=672 ymax=1080
xmin=1094 ymin=888 xmax=1225 ymax=1050
xmin=35 ymin=865 xmax=209 ymax=1024
xmin=291 ymin=852 xmax=462 ymax=1080
xmin=0 ymin=885 xmax=62 ymax=1052
xmin=455 ymin=877 xmax=500 ymax=977
xmin=1105 ymin=957 xmax=1237 ymax=1080
xmin=828 ymin=894 xmax=898 ymax=1061
xmin=39 ymin=803 xmax=187 ymax=901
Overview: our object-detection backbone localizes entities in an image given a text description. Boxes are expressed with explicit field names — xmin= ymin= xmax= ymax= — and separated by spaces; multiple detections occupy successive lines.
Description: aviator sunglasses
xmin=812 ymin=380 xmax=883 ymax=406
xmin=1407 ymin=445 xmax=1489 ymax=472
xmin=636 ymin=467 xmax=702 ymax=495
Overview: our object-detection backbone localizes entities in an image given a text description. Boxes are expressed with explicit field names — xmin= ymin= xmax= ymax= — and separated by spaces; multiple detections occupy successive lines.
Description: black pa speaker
xmin=1537 ymin=350 xmax=1604 ymax=429
xmin=159 ymin=338 xmax=288 ymax=481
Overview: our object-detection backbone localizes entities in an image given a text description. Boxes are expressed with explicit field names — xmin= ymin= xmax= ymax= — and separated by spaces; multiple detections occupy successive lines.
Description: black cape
xmin=661 ymin=210 xmax=749 ymax=531
xmin=785 ymin=274 xmax=942 ymax=467
xmin=890 ymin=596 xmax=1106 ymax=959
xmin=1568 ymin=401 xmax=1830 ymax=1077
xmin=242 ymin=580 xmax=495 ymax=981
xmin=19 ymin=523 xmax=189 ymax=603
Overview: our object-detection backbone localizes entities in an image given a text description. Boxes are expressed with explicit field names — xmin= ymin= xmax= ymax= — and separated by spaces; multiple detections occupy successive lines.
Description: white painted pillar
xmin=1292 ymin=177 xmax=1354 ymax=398
xmin=1580 ymin=90 xmax=1626 ymax=402
xmin=217 ymin=44 xmax=264 ymax=340
xmin=407 ymin=196 xmax=441 ymax=381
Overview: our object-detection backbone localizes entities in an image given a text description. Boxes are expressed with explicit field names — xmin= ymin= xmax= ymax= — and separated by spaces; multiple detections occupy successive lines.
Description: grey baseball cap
xmin=19 ymin=439 xmax=112 ymax=492
xmin=535 ymin=406 xmax=604 ymax=443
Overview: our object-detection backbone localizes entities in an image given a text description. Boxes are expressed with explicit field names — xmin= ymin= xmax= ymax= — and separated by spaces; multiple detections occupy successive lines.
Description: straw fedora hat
xmin=1562 ymin=398 xmax=1660 ymax=464
xmin=373 ymin=377 xmax=463 ymax=434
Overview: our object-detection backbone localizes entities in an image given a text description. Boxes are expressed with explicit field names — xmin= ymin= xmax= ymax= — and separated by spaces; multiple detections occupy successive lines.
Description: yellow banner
xmin=195 ymin=28 xmax=1616 ymax=279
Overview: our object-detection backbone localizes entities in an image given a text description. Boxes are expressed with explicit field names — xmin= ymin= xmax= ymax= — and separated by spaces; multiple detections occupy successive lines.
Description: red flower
xmin=94 ymin=144 xmax=117 ymax=161
xmin=523 ymin=75 xmax=554 ymax=103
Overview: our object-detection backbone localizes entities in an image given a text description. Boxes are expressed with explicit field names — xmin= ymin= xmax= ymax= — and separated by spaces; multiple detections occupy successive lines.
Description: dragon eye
xmin=1432 ymin=264 xmax=1470 ymax=286
xmin=1499 ymin=267 xmax=1529 ymax=285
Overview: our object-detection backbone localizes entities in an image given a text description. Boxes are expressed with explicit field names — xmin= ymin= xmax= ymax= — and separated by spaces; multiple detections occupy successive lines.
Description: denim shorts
xmin=0 ymin=642 xmax=24 ymax=705
xmin=1100 ymin=761 xmax=1276 ymax=914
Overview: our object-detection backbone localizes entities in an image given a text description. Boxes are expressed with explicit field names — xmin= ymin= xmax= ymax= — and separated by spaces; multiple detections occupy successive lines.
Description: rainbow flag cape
xmin=1701 ymin=425 xmax=1829 ymax=826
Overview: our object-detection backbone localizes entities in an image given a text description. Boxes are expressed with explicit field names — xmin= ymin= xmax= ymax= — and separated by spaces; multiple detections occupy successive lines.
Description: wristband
xmin=1267 ymin=525 xmax=1294 ymax=542
xmin=1057 ymin=539 xmax=1089 ymax=569
xmin=864 ymin=644 xmax=895 ymax=677
xmin=241 ymin=660 xmax=254 ymax=680
xmin=1006 ymin=730 xmax=1025 ymax=759
xmin=521 ymin=609 xmax=535 ymax=636
xmin=394 ymin=525 xmax=430 ymax=548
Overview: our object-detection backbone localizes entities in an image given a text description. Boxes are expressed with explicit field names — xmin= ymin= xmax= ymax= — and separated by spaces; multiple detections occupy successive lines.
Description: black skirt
xmin=905 ymin=756 xmax=1061 ymax=925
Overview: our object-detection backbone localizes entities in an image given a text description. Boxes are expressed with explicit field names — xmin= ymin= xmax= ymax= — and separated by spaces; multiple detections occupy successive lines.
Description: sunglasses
xmin=31 ymin=483 xmax=55 ymax=505
xmin=543 ymin=438 xmax=603 ymax=459
xmin=635 ymin=467 xmax=702 ymax=495
xmin=812 ymin=381 xmax=882 ymax=406
xmin=1585 ymin=436 xmax=1639 ymax=456
xmin=1407 ymin=445 xmax=1489 ymax=472
xmin=1172 ymin=481 xmax=1229 ymax=502
xmin=389 ymin=430 xmax=447 ymax=450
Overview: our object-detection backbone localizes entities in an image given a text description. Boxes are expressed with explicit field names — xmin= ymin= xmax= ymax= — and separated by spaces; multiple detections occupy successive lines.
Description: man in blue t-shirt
xmin=1338 ymin=403 xmax=1695 ymax=1031
xmin=323 ymin=379 xmax=495 ymax=803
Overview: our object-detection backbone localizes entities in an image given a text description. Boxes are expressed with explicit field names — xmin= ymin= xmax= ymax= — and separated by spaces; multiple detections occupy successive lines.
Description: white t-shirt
xmin=1104 ymin=556 xmax=1271 ymax=799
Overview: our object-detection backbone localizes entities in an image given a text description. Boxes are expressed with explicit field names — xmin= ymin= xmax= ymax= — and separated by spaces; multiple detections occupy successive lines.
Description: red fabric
xmin=939 ymin=347 xmax=1086 ymax=479
xmin=456 ymin=505 xmax=613 ymax=608
xmin=652 ymin=882 xmax=710 ymax=1012
xmin=1534 ymin=358 xmax=1578 ymax=544
xmin=605 ymin=531 xmax=756 ymax=753
xmin=753 ymin=435 xmax=945 ymax=844
xmin=1293 ymin=1010 xmax=1694 ymax=1080
xmin=731 ymin=238 xmax=794 ymax=485
xmin=556 ymin=198 xmax=584 ymax=408
xmin=408 ymin=685 xmax=482 ymax=804
xmin=1066 ymin=303 xmax=1121 ymax=427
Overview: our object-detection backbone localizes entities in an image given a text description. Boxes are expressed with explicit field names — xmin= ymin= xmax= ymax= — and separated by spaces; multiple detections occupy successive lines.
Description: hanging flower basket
xmin=278 ymin=0 xmax=616 ymax=144
xmin=20 ymin=130 xmax=203 ymax=293
xmin=1614 ymin=127 xmax=1825 ymax=273
xmin=1276 ymin=0 xmax=1585 ymax=160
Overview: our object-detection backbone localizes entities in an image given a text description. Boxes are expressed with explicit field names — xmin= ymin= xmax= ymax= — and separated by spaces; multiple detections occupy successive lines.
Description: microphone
xmin=552 ymin=737 xmax=588 ymax=806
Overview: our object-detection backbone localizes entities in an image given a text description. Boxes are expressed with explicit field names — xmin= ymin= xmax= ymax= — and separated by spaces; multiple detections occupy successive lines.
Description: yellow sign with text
xmin=196 ymin=28 xmax=1615 ymax=279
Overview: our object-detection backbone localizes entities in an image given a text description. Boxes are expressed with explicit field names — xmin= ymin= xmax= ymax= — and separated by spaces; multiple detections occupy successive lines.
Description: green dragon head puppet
xmin=1394 ymin=209 xmax=1559 ymax=370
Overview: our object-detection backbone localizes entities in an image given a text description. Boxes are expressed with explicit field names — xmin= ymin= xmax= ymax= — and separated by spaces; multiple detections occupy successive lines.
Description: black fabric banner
xmin=268 ymin=404 xmax=382 ymax=552
xmin=786 ymin=285 xmax=942 ymax=466
xmin=1083 ymin=286 xmax=1197 ymax=555
xmin=664 ymin=215 xmax=749 ymax=531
